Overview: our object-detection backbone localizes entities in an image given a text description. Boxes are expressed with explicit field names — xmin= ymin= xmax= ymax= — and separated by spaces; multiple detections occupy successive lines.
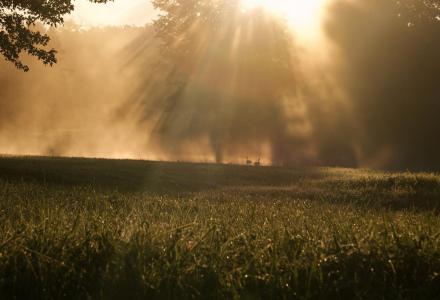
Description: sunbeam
xmin=241 ymin=0 xmax=328 ymax=38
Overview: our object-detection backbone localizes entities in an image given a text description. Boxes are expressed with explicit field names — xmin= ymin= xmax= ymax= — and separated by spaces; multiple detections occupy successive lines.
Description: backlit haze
xmin=242 ymin=0 xmax=328 ymax=40
xmin=71 ymin=0 xmax=328 ymax=40
xmin=70 ymin=0 xmax=155 ymax=27
xmin=2 ymin=0 xmax=440 ymax=170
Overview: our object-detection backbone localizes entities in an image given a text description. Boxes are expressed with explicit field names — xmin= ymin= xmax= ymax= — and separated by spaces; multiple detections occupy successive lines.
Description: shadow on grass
xmin=0 ymin=156 xmax=325 ymax=192
xmin=0 ymin=156 xmax=439 ymax=212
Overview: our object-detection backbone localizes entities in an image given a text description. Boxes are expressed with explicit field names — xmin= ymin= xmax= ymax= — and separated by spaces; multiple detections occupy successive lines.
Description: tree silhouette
xmin=325 ymin=0 xmax=440 ymax=170
xmin=151 ymin=0 xmax=302 ymax=164
xmin=0 ymin=0 xmax=108 ymax=71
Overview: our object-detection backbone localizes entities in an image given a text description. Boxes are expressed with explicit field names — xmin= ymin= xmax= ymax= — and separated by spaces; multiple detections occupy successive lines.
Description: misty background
xmin=1 ymin=0 xmax=439 ymax=170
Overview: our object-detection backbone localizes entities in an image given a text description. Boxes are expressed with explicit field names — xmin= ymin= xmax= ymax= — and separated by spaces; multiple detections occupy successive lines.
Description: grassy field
xmin=0 ymin=156 xmax=440 ymax=299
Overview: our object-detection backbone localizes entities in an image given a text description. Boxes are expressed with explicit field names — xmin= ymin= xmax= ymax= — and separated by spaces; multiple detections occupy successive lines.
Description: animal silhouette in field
xmin=254 ymin=158 xmax=261 ymax=167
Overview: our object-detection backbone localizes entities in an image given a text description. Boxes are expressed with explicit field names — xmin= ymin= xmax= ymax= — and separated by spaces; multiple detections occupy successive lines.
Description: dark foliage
xmin=0 ymin=0 xmax=109 ymax=71
xmin=325 ymin=0 xmax=440 ymax=170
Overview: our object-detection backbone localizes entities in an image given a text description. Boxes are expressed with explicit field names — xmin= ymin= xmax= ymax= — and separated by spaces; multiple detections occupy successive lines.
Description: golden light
xmin=241 ymin=0 xmax=328 ymax=39
xmin=70 ymin=0 xmax=154 ymax=27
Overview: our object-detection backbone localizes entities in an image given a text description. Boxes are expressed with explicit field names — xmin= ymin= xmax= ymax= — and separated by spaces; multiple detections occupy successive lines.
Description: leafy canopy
xmin=0 ymin=0 xmax=109 ymax=71
xmin=150 ymin=0 xmax=302 ymax=164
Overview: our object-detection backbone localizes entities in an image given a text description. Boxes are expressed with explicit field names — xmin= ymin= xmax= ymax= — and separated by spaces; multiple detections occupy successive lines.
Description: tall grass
xmin=0 ymin=157 xmax=439 ymax=299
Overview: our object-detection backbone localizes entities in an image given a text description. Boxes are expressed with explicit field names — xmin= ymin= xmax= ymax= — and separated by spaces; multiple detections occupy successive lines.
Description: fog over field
xmin=1 ymin=0 xmax=439 ymax=170
xmin=2 ymin=1 xmax=440 ymax=298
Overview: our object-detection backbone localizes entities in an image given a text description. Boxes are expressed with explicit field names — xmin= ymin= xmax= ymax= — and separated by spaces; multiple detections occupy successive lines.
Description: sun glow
xmin=242 ymin=0 xmax=327 ymax=38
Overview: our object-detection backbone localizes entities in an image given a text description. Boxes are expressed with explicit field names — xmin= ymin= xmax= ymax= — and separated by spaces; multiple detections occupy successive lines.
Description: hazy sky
xmin=69 ymin=0 xmax=327 ymax=41
xmin=70 ymin=0 xmax=156 ymax=27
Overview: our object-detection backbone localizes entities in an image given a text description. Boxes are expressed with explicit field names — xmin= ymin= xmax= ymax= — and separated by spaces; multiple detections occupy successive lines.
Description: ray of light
xmin=242 ymin=0 xmax=328 ymax=40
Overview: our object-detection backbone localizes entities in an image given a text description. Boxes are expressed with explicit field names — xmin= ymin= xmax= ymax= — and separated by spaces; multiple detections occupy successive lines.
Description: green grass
xmin=0 ymin=156 xmax=440 ymax=299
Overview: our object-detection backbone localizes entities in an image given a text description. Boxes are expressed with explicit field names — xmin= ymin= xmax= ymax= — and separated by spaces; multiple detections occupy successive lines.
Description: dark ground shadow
xmin=0 ymin=156 xmax=439 ymax=212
